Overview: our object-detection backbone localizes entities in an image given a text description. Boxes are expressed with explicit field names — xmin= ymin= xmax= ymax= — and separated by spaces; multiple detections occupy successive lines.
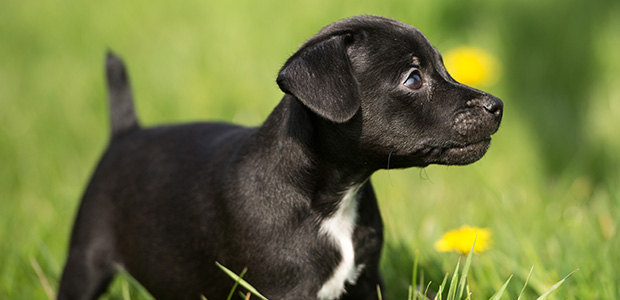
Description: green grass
xmin=214 ymin=246 xmax=576 ymax=300
xmin=1 ymin=0 xmax=619 ymax=299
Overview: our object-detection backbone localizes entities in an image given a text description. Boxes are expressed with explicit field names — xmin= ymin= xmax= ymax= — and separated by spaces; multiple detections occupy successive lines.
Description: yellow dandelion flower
xmin=443 ymin=46 xmax=500 ymax=88
xmin=434 ymin=225 xmax=492 ymax=254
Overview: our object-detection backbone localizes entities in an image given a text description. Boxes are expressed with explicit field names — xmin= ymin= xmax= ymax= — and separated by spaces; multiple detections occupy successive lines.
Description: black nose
xmin=482 ymin=96 xmax=503 ymax=116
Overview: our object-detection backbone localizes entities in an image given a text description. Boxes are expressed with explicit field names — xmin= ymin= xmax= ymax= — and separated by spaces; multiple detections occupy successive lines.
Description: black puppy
xmin=58 ymin=15 xmax=502 ymax=300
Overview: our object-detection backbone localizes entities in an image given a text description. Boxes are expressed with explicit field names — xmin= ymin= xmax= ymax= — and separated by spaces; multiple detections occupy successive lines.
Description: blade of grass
xmin=377 ymin=284 xmax=383 ymax=300
xmin=436 ymin=272 xmax=449 ymax=300
xmin=446 ymin=259 xmax=461 ymax=300
xmin=517 ymin=266 xmax=534 ymax=300
xmin=457 ymin=239 xmax=476 ymax=300
xmin=29 ymin=257 xmax=55 ymax=300
xmin=121 ymin=279 xmax=131 ymax=300
xmin=215 ymin=262 xmax=268 ymax=300
xmin=465 ymin=285 xmax=471 ymax=300
xmin=536 ymin=269 xmax=578 ymax=300
xmin=423 ymin=281 xmax=432 ymax=300
xmin=420 ymin=269 xmax=427 ymax=299
xmin=411 ymin=280 xmax=433 ymax=300
xmin=488 ymin=275 xmax=513 ymax=300
xmin=114 ymin=266 xmax=156 ymax=300
xmin=412 ymin=249 xmax=419 ymax=300
xmin=408 ymin=285 xmax=413 ymax=300
xmin=435 ymin=285 xmax=443 ymax=300
xmin=226 ymin=267 xmax=248 ymax=300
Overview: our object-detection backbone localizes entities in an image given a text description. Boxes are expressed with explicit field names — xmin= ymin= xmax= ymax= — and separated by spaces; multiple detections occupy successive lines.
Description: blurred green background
xmin=1 ymin=0 xmax=619 ymax=299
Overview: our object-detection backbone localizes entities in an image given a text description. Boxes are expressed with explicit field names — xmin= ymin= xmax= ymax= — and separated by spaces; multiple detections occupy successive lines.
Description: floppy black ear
xmin=277 ymin=34 xmax=361 ymax=123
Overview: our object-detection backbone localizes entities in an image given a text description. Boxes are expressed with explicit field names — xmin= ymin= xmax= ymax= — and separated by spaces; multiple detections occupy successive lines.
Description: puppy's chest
xmin=316 ymin=185 xmax=365 ymax=300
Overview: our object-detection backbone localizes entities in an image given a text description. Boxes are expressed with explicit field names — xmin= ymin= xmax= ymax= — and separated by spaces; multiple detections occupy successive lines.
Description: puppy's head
xmin=277 ymin=15 xmax=503 ymax=168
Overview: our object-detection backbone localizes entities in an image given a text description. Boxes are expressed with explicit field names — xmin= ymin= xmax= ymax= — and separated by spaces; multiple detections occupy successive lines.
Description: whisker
xmin=387 ymin=151 xmax=393 ymax=187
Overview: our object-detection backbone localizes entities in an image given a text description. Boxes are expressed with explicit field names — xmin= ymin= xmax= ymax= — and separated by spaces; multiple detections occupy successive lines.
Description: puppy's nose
xmin=482 ymin=96 xmax=503 ymax=116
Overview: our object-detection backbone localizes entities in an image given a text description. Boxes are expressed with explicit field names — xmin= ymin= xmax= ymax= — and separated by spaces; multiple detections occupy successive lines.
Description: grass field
xmin=1 ymin=0 xmax=619 ymax=299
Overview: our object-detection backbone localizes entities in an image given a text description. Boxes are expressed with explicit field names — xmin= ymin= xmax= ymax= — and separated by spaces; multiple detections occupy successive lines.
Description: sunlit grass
xmin=2 ymin=0 xmax=619 ymax=299
xmin=211 ymin=245 xmax=576 ymax=300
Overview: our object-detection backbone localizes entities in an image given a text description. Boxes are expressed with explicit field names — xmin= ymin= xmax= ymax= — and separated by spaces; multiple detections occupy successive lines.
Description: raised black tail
xmin=105 ymin=51 xmax=139 ymax=137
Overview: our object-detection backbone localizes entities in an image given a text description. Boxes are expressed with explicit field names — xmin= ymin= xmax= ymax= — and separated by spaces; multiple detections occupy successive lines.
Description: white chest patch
xmin=317 ymin=184 xmax=363 ymax=300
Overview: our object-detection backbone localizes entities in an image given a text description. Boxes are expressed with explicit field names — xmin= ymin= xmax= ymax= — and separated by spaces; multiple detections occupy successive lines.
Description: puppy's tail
xmin=105 ymin=51 xmax=140 ymax=138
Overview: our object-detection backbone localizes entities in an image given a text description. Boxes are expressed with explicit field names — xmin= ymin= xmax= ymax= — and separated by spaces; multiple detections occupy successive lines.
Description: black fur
xmin=58 ymin=15 xmax=502 ymax=300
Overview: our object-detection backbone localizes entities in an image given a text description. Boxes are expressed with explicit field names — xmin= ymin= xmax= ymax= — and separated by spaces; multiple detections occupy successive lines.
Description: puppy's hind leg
xmin=57 ymin=248 xmax=116 ymax=300
xmin=57 ymin=194 xmax=118 ymax=300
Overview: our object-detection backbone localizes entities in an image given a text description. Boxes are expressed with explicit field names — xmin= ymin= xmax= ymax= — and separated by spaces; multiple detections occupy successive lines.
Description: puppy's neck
xmin=253 ymin=95 xmax=372 ymax=215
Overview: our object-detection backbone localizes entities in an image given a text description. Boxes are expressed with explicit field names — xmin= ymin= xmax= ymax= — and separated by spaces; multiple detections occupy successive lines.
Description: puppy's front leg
xmin=341 ymin=266 xmax=384 ymax=300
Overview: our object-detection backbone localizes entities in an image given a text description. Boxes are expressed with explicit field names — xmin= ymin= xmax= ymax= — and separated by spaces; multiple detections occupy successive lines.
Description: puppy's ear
xmin=277 ymin=34 xmax=360 ymax=123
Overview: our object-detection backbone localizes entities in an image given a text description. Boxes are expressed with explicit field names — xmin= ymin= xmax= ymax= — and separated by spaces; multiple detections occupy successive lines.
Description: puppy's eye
xmin=404 ymin=70 xmax=423 ymax=90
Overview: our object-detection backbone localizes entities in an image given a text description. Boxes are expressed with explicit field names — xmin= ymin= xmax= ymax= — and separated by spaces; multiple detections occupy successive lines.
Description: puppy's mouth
xmin=423 ymin=137 xmax=492 ymax=166
xmin=444 ymin=137 xmax=491 ymax=156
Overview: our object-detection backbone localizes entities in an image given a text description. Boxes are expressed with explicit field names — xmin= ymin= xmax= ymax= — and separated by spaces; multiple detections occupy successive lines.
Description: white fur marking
xmin=317 ymin=185 xmax=362 ymax=300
